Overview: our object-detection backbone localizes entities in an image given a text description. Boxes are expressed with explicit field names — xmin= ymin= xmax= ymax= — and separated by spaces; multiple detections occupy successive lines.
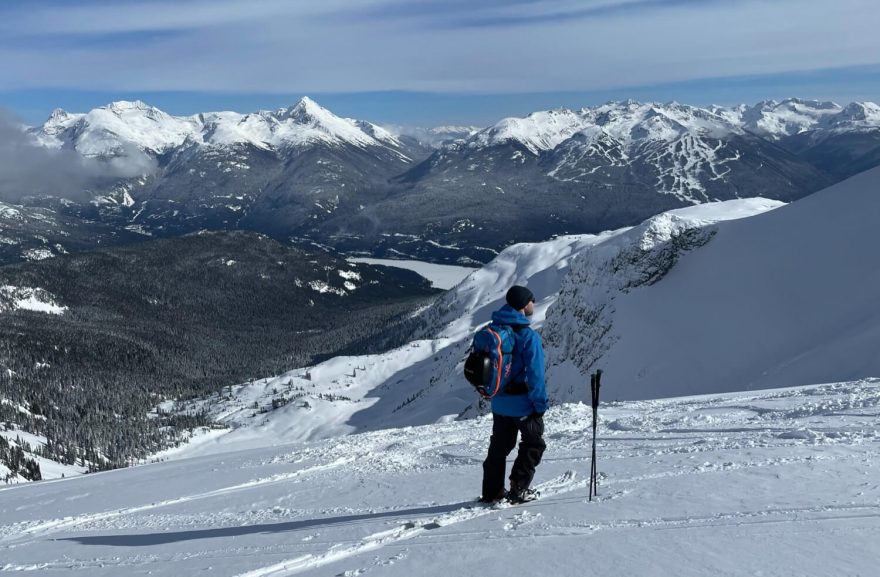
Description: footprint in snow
xmin=503 ymin=510 xmax=541 ymax=531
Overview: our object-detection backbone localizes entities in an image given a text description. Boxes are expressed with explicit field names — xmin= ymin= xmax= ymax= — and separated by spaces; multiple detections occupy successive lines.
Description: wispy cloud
xmin=0 ymin=0 xmax=877 ymax=117
xmin=0 ymin=0 xmax=313 ymax=36
xmin=333 ymin=0 xmax=749 ymax=29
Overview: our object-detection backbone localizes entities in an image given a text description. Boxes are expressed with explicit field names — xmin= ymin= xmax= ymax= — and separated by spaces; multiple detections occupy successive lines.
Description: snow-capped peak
xmin=106 ymin=100 xmax=158 ymax=113
xmin=30 ymin=97 xmax=406 ymax=157
xmin=463 ymin=98 xmax=880 ymax=155
xmin=737 ymin=98 xmax=843 ymax=139
xmin=47 ymin=108 xmax=72 ymax=121
xmin=474 ymin=108 xmax=590 ymax=155
xmin=430 ymin=125 xmax=482 ymax=136
xmin=278 ymin=96 xmax=331 ymax=123
xmin=263 ymin=96 xmax=402 ymax=150
xmin=470 ymin=101 xmax=739 ymax=155
xmin=826 ymin=101 xmax=880 ymax=128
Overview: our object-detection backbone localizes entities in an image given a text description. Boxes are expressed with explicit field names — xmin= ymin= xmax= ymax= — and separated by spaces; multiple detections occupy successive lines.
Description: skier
xmin=480 ymin=285 xmax=549 ymax=504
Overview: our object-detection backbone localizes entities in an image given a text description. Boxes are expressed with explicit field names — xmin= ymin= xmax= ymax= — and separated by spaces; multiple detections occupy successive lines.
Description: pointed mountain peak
xmin=295 ymin=96 xmax=321 ymax=110
xmin=47 ymin=108 xmax=71 ymax=121
xmin=281 ymin=96 xmax=334 ymax=123
xmin=265 ymin=97 xmax=401 ymax=150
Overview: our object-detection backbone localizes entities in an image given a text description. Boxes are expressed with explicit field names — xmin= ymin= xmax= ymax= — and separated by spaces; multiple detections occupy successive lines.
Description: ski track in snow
xmin=229 ymin=472 xmax=581 ymax=577
xmin=1 ymin=380 xmax=878 ymax=575
xmin=0 ymin=456 xmax=358 ymax=545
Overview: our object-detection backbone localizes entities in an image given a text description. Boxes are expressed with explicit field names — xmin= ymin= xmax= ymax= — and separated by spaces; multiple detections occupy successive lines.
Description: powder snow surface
xmin=1 ymin=380 xmax=877 ymax=576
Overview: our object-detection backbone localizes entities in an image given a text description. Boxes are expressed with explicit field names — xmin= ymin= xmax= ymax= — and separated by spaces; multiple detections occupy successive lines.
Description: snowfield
xmin=1 ymin=380 xmax=877 ymax=576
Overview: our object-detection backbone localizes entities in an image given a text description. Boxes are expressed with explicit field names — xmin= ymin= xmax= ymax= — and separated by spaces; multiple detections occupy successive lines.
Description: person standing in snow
xmin=480 ymin=285 xmax=549 ymax=503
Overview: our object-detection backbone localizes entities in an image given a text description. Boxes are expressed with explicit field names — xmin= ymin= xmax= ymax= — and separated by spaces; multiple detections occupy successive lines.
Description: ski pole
xmin=589 ymin=369 xmax=602 ymax=501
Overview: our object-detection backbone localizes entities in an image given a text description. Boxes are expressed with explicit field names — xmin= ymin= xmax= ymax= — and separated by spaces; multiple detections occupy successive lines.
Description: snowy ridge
xmin=472 ymin=101 xmax=739 ymax=155
xmin=729 ymin=98 xmax=880 ymax=138
xmin=545 ymin=164 xmax=880 ymax=399
xmin=731 ymin=98 xmax=844 ymax=139
xmin=472 ymin=98 xmax=879 ymax=154
xmin=474 ymin=108 xmax=591 ymax=155
xmin=31 ymin=97 xmax=409 ymax=159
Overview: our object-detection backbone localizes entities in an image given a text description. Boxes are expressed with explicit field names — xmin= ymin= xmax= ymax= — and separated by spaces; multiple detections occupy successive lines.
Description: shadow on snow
xmin=59 ymin=501 xmax=474 ymax=547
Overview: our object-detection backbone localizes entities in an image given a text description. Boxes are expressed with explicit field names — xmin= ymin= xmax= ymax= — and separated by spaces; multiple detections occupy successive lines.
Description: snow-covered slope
xmin=1 ymin=379 xmax=878 ymax=576
xmin=545 ymin=164 xmax=880 ymax=399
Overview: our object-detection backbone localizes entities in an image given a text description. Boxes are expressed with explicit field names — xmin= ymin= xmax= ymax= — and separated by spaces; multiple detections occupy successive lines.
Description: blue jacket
xmin=488 ymin=305 xmax=549 ymax=417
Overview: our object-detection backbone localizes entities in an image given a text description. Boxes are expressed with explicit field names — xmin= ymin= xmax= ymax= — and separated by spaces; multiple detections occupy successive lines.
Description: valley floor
xmin=1 ymin=380 xmax=878 ymax=576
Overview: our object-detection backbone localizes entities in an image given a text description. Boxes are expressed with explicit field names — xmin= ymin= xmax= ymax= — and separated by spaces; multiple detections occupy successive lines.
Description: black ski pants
xmin=482 ymin=413 xmax=546 ymax=497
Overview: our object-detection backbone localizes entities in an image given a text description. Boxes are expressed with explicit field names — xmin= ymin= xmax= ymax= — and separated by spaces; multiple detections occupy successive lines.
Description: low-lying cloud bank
xmin=0 ymin=110 xmax=156 ymax=203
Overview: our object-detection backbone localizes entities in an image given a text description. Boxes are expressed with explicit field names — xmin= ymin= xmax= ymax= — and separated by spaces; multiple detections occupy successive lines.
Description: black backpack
xmin=464 ymin=323 xmax=520 ymax=398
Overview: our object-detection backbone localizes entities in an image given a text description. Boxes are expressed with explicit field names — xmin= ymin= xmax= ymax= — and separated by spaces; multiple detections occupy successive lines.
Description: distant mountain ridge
xmin=6 ymin=97 xmax=880 ymax=265
xmin=31 ymin=97 xmax=408 ymax=156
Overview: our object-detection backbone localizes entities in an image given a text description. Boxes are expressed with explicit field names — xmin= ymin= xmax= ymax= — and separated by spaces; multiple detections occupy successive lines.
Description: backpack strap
xmin=484 ymin=326 xmax=505 ymax=398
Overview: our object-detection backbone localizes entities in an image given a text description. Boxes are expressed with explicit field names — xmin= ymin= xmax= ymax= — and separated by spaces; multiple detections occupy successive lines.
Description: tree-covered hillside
xmin=0 ymin=231 xmax=438 ymax=478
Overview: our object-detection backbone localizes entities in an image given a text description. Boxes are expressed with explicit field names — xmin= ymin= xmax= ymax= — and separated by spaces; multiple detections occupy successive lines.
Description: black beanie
xmin=506 ymin=285 xmax=535 ymax=310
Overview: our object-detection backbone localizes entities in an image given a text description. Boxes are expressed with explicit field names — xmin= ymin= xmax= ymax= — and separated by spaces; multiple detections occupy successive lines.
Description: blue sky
xmin=1 ymin=0 xmax=878 ymax=126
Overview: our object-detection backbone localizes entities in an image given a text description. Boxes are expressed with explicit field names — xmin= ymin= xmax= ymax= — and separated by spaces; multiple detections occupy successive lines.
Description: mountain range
xmin=5 ymin=97 xmax=878 ymax=265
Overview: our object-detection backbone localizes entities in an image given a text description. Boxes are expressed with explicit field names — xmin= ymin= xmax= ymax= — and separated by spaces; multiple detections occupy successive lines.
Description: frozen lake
xmin=348 ymin=258 xmax=477 ymax=290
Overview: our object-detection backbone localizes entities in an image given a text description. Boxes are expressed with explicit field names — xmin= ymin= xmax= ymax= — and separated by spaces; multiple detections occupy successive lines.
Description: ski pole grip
xmin=591 ymin=370 xmax=602 ymax=409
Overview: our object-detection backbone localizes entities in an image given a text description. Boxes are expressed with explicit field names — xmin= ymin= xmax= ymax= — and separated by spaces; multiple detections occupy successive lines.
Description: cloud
xmin=0 ymin=0 xmax=877 ymax=99
xmin=335 ymin=0 xmax=736 ymax=28
xmin=0 ymin=110 xmax=157 ymax=203
xmin=0 ymin=0 xmax=312 ymax=36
